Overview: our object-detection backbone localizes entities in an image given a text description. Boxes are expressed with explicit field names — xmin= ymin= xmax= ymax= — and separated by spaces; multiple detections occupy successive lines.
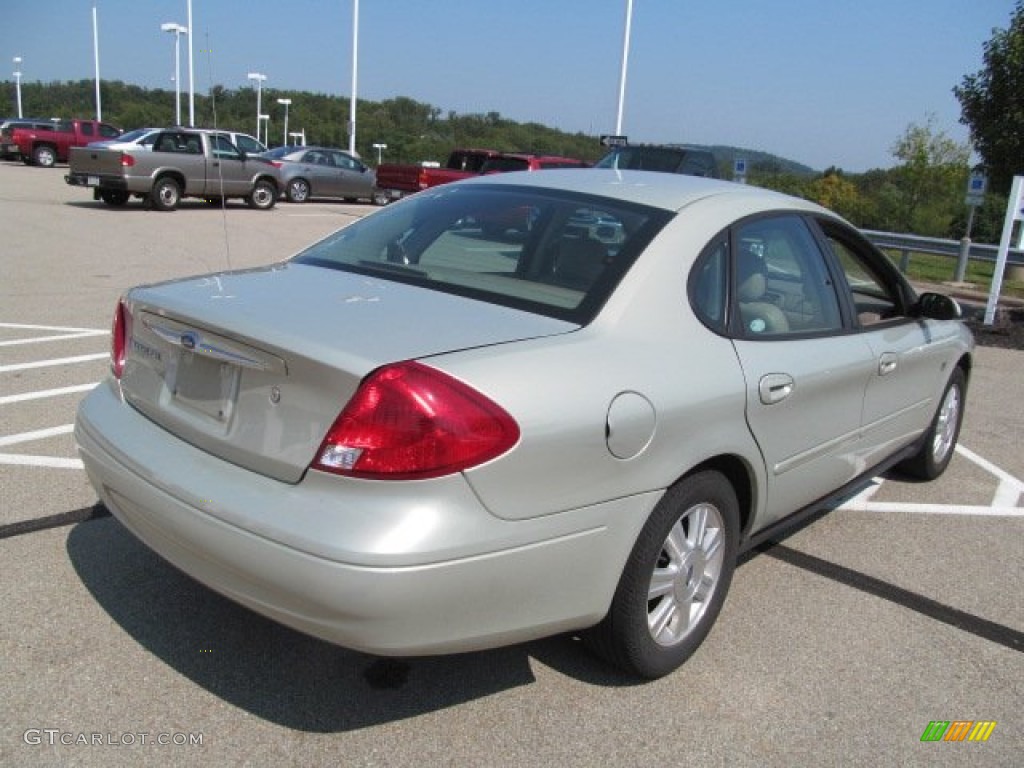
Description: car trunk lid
xmin=119 ymin=262 xmax=576 ymax=483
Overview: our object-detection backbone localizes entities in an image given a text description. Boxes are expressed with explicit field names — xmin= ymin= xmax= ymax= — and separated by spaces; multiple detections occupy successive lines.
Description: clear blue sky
xmin=1 ymin=0 xmax=1017 ymax=171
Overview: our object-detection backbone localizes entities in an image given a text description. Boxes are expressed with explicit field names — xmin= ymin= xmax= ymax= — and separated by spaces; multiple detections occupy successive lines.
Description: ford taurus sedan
xmin=75 ymin=171 xmax=972 ymax=678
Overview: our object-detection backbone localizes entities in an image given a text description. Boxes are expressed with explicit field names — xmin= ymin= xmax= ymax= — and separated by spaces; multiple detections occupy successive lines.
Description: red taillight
xmin=268 ymin=160 xmax=283 ymax=168
xmin=110 ymin=298 xmax=131 ymax=379
xmin=417 ymin=169 xmax=429 ymax=190
xmin=313 ymin=361 xmax=520 ymax=480
xmin=120 ymin=152 xmax=135 ymax=167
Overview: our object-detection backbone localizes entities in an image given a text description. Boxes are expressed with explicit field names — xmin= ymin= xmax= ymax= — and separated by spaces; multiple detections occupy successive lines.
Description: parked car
xmin=66 ymin=128 xmax=280 ymax=210
xmin=375 ymin=148 xmax=502 ymax=202
xmin=75 ymin=170 xmax=972 ymax=679
xmin=87 ymin=127 xmax=162 ymax=152
xmin=260 ymin=145 xmax=382 ymax=204
xmin=595 ymin=144 xmax=720 ymax=178
xmin=479 ymin=152 xmax=590 ymax=172
xmin=10 ymin=118 xmax=121 ymax=167
xmin=1 ymin=118 xmax=55 ymax=160
xmin=210 ymin=130 xmax=266 ymax=157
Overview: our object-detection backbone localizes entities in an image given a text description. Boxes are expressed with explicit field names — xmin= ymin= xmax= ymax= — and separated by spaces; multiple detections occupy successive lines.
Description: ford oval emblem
xmin=181 ymin=331 xmax=198 ymax=350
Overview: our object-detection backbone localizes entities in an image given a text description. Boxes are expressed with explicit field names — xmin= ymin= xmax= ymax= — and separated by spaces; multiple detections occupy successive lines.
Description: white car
xmin=75 ymin=171 xmax=972 ymax=678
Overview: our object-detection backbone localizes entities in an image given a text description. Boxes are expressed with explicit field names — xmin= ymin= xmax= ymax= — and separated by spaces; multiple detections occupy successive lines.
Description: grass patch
xmin=880 ymin=249 xmax=1024 ymax=299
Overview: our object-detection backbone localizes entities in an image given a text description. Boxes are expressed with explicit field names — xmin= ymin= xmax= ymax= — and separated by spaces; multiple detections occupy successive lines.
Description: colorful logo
xmin=920 ymin=721 xmax=997 ymax=742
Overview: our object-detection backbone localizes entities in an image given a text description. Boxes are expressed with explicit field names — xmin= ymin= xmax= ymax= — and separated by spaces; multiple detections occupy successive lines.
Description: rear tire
xmin=99 ymin=190 xmax=130 ymax=206
xmin=286 ymin=178 xmax=310 ymax=203
xmin=150 ymin=177 xmax=181 ymax=211
xmin=33 ymin=144 xmax=57 ymax=168
xmin=897 ymin=367 xmax=965 ymax=480
xmin=585 ymin=470 xmax=739 ymax=679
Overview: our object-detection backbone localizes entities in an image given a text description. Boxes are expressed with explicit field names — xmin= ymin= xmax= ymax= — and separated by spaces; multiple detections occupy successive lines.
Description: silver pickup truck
xmin=65 ymin=128 xmax=281 ymax=211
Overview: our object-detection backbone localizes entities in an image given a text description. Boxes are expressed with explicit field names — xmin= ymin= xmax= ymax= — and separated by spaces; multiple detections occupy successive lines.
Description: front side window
xmin=818 ymin=220 xmax=911 ymax=326
xmin=293 ymin=185 xmax=671 ymax=323
xmin=211 ymin=135 xmax=240 ymax=159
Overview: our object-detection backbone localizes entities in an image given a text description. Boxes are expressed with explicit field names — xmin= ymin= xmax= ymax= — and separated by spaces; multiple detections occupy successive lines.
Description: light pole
xmin=92 ymin=2 xmax=102 ymax=120
xmin=349 ymin=0 xmax=359 ymax=156
xmin=615 ymin=0 xmax=634 ymax=136
xmin=258 ymin=114 xmax=269 ymax=146
xmin=247 ymin=72 xmax=266 ymax=142
xmin=372 ymin=142 xmax=387 ymax=165
xmin=12 ymin=57 xmax=22 ymax=119
xmin=161 ymin=23 xmax=187 ymax=125
xmin=277 ymin=98 xmax=291 ymax=147
xmin=186 ymin=0 xmax=194 ymax=126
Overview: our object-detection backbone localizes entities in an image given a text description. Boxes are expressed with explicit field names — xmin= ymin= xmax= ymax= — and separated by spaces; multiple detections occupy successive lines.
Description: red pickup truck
xmin=375 ymin=148 xmax=501 ymax=202
xmin=13 ymin=118 xmax=121 ymax=168
xmin=375 ymin=148 xmax=589 ymax=202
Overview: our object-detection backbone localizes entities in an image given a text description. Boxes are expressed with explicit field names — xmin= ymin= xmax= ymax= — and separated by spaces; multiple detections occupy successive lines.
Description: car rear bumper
xmin=75 ymin=379 xmax=653 ymax=655
xmin=65 ymin=172 xmax=127 ymax=191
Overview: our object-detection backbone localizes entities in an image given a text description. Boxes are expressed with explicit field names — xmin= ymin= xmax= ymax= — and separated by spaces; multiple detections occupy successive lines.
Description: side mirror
xmin=915 ymin=292 xmax=961 ymax=321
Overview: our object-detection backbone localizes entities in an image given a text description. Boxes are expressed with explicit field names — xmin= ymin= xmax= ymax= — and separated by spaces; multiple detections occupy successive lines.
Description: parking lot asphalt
xmin=1 ymin=162 xmax=1021 ymax=767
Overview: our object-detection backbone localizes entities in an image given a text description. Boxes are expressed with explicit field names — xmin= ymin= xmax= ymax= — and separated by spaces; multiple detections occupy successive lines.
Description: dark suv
xmin=0 ymin=119 xmax=55 ymax=160
xmin=594 ymin=144 xmax=719 ymax=178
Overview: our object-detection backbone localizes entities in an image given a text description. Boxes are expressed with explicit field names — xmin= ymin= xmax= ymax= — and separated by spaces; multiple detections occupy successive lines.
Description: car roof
xmin=455 ymin=169 xmax=829 ymax=215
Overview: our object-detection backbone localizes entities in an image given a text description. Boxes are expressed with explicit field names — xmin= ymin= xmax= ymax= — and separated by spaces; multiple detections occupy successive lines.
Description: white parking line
xmin=0 ymin=383 xmax=98 ymax=405
xmin=0 ymin=322 xmax=105 ymax=334
xmin=0 ymin=424 xmax=75 ymax=448
xmin=0 ymin=353 xmax=108 ymax=374
xmin=0 ymin=453 xmax=83 ymax=469
xmin=0 ymin=330 xmax=107 ymax=347
xmin=840 ymin=444 xmax=1024 ymax=517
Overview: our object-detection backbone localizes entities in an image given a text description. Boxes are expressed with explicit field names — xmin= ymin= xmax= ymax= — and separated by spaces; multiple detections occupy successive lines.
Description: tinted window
xmin=818 ymin=219 xmax=909 ymax=326
xmin=595 ymin=146 xmax=719 ymax=177
xmin=732 ymin=216 xmax=842 ymax=337
xmin=690 ymin=236 xmax=729 ymax=332
xmin=233 ymin=135 xmax=264 ymax=154
xmin=211 ymin=135 xmax=240 ymax=159
xmin=331 ymin=152 xmax=360 ymax=171
xmin=294 ymin=184 xmax=671 ymax=323
xmin=99 ymin=124 xmax=120 ymax=138
xmin=481 ymin=157 xmax=530 ymax=173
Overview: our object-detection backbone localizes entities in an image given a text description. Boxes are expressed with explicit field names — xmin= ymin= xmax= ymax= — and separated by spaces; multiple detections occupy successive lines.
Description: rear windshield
xmin=293 ymin=184 xmax=672 ymax=324
xmin=595 ymin=147 xmax=719 ymax=177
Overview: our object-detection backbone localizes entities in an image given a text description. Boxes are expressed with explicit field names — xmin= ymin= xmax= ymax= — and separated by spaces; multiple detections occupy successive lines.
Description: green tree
xmin=954 ymin=0 xmax=1024 ymax=195
xmin=889 ymin=116 xmax=969 ymax=234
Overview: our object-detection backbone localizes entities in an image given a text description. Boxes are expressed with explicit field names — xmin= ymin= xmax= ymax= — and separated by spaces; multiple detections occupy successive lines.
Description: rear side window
xmin=294 ymin=185 xmax=672 ymax=324
xmin=690 ymin=214 xmax=844 ymax=339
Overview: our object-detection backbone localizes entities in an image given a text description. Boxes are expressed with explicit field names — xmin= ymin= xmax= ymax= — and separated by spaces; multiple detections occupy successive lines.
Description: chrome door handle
xmin=878 ymin=353 xmax=898 ymax=376
xmin=759 ymin=373 xmax=794 ymax=405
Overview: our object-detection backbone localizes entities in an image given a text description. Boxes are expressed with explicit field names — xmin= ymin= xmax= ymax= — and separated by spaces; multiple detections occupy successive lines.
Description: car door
xmin=207 ymin=134 xmax=251 ymax=196
xmin=295 ymin=150 xmax=334 ymax=198
xmin=328 ymin=150 xmax=373 ymax=199
xmin=814 ymin=218 xmax=960 ymax=468
xmin=720 ymin=214 xmax=877 ymax=525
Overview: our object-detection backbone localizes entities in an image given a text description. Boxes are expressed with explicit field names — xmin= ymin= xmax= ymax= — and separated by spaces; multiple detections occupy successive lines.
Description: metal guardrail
xmin=862 ymin=229 xmax=1024 ymax=281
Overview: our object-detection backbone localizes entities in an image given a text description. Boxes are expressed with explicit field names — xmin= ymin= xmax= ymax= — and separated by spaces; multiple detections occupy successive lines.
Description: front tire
xmin=586 ymin=470 xmax=739 ymax=679
xmin=247 ymin=179 xmax=277 ymax=210
xmin=897 ymin=367 xmax=966 ymax=480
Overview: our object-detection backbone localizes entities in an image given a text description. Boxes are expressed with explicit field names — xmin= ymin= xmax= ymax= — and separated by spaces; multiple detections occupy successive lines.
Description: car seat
xmin=737 ymin=249 xmax=789 ymax=334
